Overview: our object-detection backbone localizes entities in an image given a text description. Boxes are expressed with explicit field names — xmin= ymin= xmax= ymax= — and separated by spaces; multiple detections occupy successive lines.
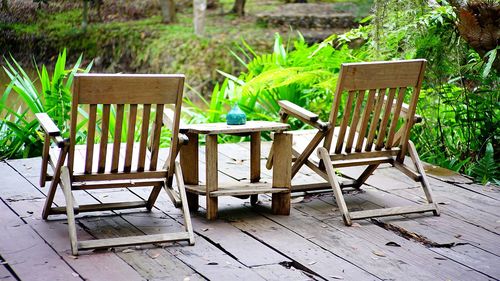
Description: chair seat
xmin=288 ymin=127 xmax=399 ymax=166
xmin=49 ymin=144 xmax=169 ymax=176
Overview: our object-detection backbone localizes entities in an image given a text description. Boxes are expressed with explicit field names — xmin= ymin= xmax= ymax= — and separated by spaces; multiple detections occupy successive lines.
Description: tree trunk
xmin=230 ymin=0 xmax=246 ymax=16
xmin=160 ymin=0 xmax=176 ymax=23
xmin=193 ymin=0 xmax=207 ymax=36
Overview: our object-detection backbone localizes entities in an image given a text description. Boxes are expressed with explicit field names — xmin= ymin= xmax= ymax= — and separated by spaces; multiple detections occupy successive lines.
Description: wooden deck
xmin=0 ymin=142 xmax=499 ymax=281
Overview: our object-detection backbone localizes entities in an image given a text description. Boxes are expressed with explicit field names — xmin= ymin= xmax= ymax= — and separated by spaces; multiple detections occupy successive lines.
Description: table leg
xmin=250 ymin=132 xmax=261 ymax=205
xmin=181 ymin=132 xmax=199 ymax=212
xmin=271 ymin=132 xmax=291 ymax=215
xmin=250 ymin=132 xmax=261 ymax=183
xmin=206 ymin=134 xmax=218 ymax=220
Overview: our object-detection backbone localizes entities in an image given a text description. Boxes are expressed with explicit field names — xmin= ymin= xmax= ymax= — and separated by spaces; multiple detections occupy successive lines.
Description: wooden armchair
xmin=267 ymin=59 xmax=439 ymax=225
xmin=36 ymin=74 xmax=194 ymax=255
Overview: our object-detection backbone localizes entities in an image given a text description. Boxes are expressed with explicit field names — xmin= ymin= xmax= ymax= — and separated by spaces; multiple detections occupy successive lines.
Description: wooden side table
xmin=179 ymin=121 xmax=291 ymax=220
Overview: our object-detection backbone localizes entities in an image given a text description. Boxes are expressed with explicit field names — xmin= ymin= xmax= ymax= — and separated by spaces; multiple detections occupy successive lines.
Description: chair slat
xmin=149 ymin=104 xmax=164 ymax=171
xmin=334 ymin=91 xmax=356 ymax=154
xmin=365 ymin=89 xmax=386 ymax=151
xmin=111 ymin=104 xmax=124 ymax=173
xmin=98 ymin=104 xmax=110 ymax=173
xmin=375 ymin=88 xmax=397 ymax=150
xmin=399 ymin=88 xmax=422 ymax=161
xmin=124 ymin=104 xmax=137 ymax=172
xmin=323 ymin=89 xmax=342 ymax=152
xmin=345 ymin=90 xmax=366 ymax=153
xmin=385 ymin=87 xmax=406 ymax=149
xmin=85 ymin=104 xmax=97 ymax=174
xmin=355 ymin=89 xmax=376 ymax=152
xmin=137 ymin=104 xmax=151 ymax=172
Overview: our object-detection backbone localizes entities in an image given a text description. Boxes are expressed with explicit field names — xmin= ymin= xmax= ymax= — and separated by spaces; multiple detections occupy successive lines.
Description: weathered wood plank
xmin=4 ymin=140 xmax=500 ymax=281
xmin=431 ymin=244 xmax=500 ymax=279
xmin=79 ymin=215 xmax=200 ymax=280
xmin=0 ymin=199 xmax=82 ymax=281
xmin=1 ymin=162 xmax=148 ymax=281
xmin=90 ymin=181 xmax=273 ymax=280
xmin=455 ymin=182 xmax=500 ymax=201
xmin=0 ymin=265 xmax=16 ymax=281
xmin=229 ymin=212 xmax=379 ymax=281
xmin=294 ymin=197 xmax=491 ymax=281
xmin=347 ymin=165 xmax=500 ymax=234
xmin=251 ymin=264 xmax=314 ymax=280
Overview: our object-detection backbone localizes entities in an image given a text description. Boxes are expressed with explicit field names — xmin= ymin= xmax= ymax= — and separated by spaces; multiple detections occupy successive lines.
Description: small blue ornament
xmin=226 ymin=104 xmax=246 ymax=125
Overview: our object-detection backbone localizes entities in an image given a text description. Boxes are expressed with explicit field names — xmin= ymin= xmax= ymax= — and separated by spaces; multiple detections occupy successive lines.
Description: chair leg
xmin=175 ymin=162 xmax=195 ymax=245
xmin=60 ymin=167 xmax=79 ymax=256
xmin=40 ymin=134 xmax=50 ymax=187
xmin=42 ymin=144 xmax=69 ymax=219
xmin=407 ymin=141 xmax=440 ymax=216
xmin=353 ymin=164 xmax=379 ymax=189
xmin=318 ymin=147 xmax=352 ymax=226
xmin=146 ymin=184 xmax=163 ymax=211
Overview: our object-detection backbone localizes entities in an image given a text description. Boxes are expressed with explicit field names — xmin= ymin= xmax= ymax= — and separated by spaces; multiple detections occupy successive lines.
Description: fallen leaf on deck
xmin=308 ymin=261 xmax=317 ymax=265
xmin=438 ymin=202 xmax=450 ymax=205
xmin=72 ymin=273 xmax=79 ymax=278
xmin=372 ymin=250 xmax=386 ymax=257
xmin=434 ymin=257 xmax=447 ymax=260
xmin=202 ymin=228 xmax=209 ymax=232
xmin=207 ymin=262 xmax=218 ymax=265
xmin=454 ymin=234 xmax=462 ymax=238
xmin=122 ymin=249 xmax=135 ymax=253
xmin=68 ymin=255 xmax=78 ymax=259
xmin=385 ymin=241 xmax=401 ymax=247
xmin=330 ymin=276 xmax=344 ymax=280
xmin=147 ymin=249 xmax=162 ymax=259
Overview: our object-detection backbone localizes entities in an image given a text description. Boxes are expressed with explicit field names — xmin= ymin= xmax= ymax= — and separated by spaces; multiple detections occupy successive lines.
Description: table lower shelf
xmin=185 ymin=182 xmax=289 ymax=197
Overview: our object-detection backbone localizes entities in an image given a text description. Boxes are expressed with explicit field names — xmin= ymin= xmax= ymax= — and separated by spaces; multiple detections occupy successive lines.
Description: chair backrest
xmin=68 ymin=74 xmax=185 ymax=176
xmin=323 ymin=59 xmax=426 ymax=159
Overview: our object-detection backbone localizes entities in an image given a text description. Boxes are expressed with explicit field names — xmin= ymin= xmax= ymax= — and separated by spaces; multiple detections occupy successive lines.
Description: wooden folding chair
xmin=36 ymin=74 xmax=194 ymax=255
xmin=267 ymin=59 xmax=440 ymax=225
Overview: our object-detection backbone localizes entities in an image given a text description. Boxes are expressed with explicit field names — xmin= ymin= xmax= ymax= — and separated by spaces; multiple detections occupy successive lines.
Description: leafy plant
xmin=0 ymin=49 xmax=92 ymax=159
xmin=186 ymin=1 xmax=498 ymax=185
xmin=338 ymin=0 xmax=499 ymax=182
xmin=470 ymin=142 xmax=499 ymax=184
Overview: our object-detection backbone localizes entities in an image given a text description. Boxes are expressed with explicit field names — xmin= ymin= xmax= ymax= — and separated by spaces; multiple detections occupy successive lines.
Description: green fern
xmin=470 ymin=142 xmax=499 ymax=185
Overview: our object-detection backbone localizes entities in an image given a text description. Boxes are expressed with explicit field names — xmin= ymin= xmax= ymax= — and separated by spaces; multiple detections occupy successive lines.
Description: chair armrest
xmin=35 ymin=113 xmax=67 ymax=148
xmin=35 ymin=113 xmax=61 ymax=136
xmin=278 ymin=100 xmax=329 ymax=130
xmin=278 ymin=100 xmax=318 ymax=122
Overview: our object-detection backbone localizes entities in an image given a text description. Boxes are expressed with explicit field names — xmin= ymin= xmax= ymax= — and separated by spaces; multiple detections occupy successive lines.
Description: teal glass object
xmin=226 ymin=104 xmax=246 ymax=125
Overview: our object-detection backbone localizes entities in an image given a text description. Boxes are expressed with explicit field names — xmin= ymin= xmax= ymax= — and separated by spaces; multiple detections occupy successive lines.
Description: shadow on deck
xmin=0 ymin=142 xmax=499 ymax=281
